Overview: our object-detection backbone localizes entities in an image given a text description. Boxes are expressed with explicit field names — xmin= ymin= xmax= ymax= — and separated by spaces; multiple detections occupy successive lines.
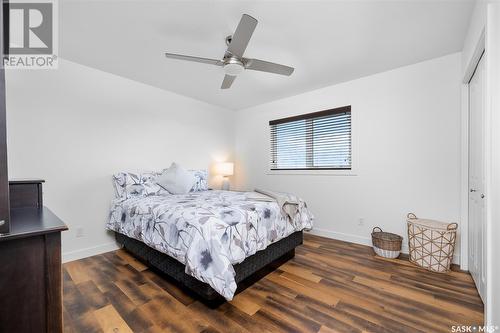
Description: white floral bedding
xmin=106 ymin=190 xmax=313 ymax=300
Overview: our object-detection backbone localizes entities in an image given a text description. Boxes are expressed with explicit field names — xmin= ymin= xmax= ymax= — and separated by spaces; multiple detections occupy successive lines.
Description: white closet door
xmin=468 ymin=53 xmax=486 ymax=302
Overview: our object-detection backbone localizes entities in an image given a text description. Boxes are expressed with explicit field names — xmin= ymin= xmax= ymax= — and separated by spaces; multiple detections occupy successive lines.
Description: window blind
xmin=269 ymin=106 xmax=351 ymax=170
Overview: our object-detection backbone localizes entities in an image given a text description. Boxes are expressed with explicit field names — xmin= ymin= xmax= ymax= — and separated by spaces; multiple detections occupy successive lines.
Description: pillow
xmin=112 ymin=171 xmax=167 ymax=199
xmin=190 ymin=169 xmax=208 ymax=192
xmin=158 ymin=168 xmax=208 ymax=192
xmin=156 ymin=163 xmax=196 ymax=194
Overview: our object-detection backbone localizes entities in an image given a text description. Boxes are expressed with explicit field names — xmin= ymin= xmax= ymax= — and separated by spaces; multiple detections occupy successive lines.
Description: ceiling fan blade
xmin=221 ymin=75 xmax=236 ymax=89
xmin=227 ymin=14 xmax=258 ymax=57
xmin=165 ymin=53 xmax=223 ymax=66
xmin=244 ymin=58 xmax=294 ymax=76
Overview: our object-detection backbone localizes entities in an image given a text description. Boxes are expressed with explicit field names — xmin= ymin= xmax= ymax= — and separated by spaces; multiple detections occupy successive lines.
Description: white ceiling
xmin=60 ymin=0 xmax=474 ymax=110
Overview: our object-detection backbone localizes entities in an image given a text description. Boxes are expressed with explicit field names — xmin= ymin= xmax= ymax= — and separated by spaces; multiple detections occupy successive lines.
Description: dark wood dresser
xmin=0 ymin=179 xmax=67 ymax=333
xmin=9 ymin=179 xmax=44 ymax=209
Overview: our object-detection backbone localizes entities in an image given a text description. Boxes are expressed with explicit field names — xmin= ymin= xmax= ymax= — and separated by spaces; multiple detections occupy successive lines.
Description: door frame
xmin=466 ymin=50 xmax=486 ymax=302
xmin=460 ymin=28 xmax=485 ymax=271
xmin=461 ymin=4 xmax=500 ymax=325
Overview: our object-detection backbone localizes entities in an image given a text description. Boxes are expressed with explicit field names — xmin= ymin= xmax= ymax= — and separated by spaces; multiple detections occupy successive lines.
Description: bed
xmin=106 ymin=173 xmax=313 ymax=302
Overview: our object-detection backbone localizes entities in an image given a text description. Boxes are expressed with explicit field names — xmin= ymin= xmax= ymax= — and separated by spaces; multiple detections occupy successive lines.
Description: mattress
xmin=107 ymin=189 xmax=313 ymax=300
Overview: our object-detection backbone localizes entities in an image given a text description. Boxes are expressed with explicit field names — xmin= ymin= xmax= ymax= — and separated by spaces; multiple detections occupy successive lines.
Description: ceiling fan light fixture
xmin=223 ymin=58 xmax=244 ymax=76
xmin=164 ymin=14 xmax=294 ymax=89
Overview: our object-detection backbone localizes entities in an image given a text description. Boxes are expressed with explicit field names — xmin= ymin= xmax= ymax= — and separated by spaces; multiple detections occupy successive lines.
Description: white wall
xmin=5 ymin=59 xmax=234 ymax=262
xmin=462 ymin=0 xmax=487 ymax=74
xmin=485 ymin=2 xmax=500 ymax=327
xmin=234 ymin=53 xmax=462 ymax=259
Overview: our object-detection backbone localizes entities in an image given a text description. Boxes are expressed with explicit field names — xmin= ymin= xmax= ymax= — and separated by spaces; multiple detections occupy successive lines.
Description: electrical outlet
xmin=76 ymin=227 xmax=84 ymax=238
xmin=358 ymin=218 xmax=365 ymax=226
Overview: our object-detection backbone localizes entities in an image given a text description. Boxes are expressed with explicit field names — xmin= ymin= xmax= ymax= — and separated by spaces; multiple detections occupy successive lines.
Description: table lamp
xmin=215 ymin=162 xmax=234 ymax=190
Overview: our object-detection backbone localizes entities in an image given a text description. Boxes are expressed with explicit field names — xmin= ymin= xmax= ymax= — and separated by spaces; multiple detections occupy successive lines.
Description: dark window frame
xmin=269 ymin=105 xmax=352 ymax=171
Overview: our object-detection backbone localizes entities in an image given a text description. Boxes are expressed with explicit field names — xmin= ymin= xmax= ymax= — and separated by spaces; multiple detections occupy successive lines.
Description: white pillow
xmin=156 ymin=163 xmax=196 ymax=194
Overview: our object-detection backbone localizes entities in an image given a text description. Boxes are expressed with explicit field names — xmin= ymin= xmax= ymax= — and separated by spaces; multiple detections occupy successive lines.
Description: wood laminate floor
xmin=63 ymin=234 xmax=483 ymax=333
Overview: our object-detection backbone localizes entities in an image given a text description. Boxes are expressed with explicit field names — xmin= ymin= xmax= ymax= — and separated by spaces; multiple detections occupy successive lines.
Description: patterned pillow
xmin=112 ymin=172 xmax=167 ymax=199
xmin=190 ymin=169 xmax=208 ymax=192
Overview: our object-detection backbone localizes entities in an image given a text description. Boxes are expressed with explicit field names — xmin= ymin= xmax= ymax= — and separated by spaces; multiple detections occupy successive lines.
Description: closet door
xmin=0 ymin=0 xmax=10 ymax=233
xmin=468 ymin=53 xmax=486 ymax=302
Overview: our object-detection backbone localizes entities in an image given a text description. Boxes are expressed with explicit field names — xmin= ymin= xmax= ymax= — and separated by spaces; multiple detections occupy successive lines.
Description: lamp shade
xmin=215 ymin=162 xmax=234 ymax=176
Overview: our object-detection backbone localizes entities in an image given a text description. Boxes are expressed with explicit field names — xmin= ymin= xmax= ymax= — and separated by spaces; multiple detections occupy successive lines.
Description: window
xmin=269 ymin=106 xmax=351 ymax=170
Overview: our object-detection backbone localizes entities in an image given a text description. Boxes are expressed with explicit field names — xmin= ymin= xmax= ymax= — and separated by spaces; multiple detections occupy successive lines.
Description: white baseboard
xmin=62 ymin=242 xmax=121 ymax=263
xmin=306 ymin=227 xmax=460 ymax=265
xmin=307 ymin=228 xmax=372 ymax=246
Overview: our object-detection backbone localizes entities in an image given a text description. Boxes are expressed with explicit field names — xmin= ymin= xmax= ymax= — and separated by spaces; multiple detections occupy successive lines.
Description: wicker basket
xmin=371 ymin=227 xmax=403 ymax=259
xmin=407 ymin=213 xmax=458 ymax=273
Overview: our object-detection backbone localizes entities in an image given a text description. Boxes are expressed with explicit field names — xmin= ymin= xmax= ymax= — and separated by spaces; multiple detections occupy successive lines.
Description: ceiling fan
xmin=164 ymin=14 xmax=294 ymax=89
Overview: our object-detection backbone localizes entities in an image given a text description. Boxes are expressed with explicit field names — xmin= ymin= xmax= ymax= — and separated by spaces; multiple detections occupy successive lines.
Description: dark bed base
xmin=115 ymin=231 xmax=303 ymax=305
